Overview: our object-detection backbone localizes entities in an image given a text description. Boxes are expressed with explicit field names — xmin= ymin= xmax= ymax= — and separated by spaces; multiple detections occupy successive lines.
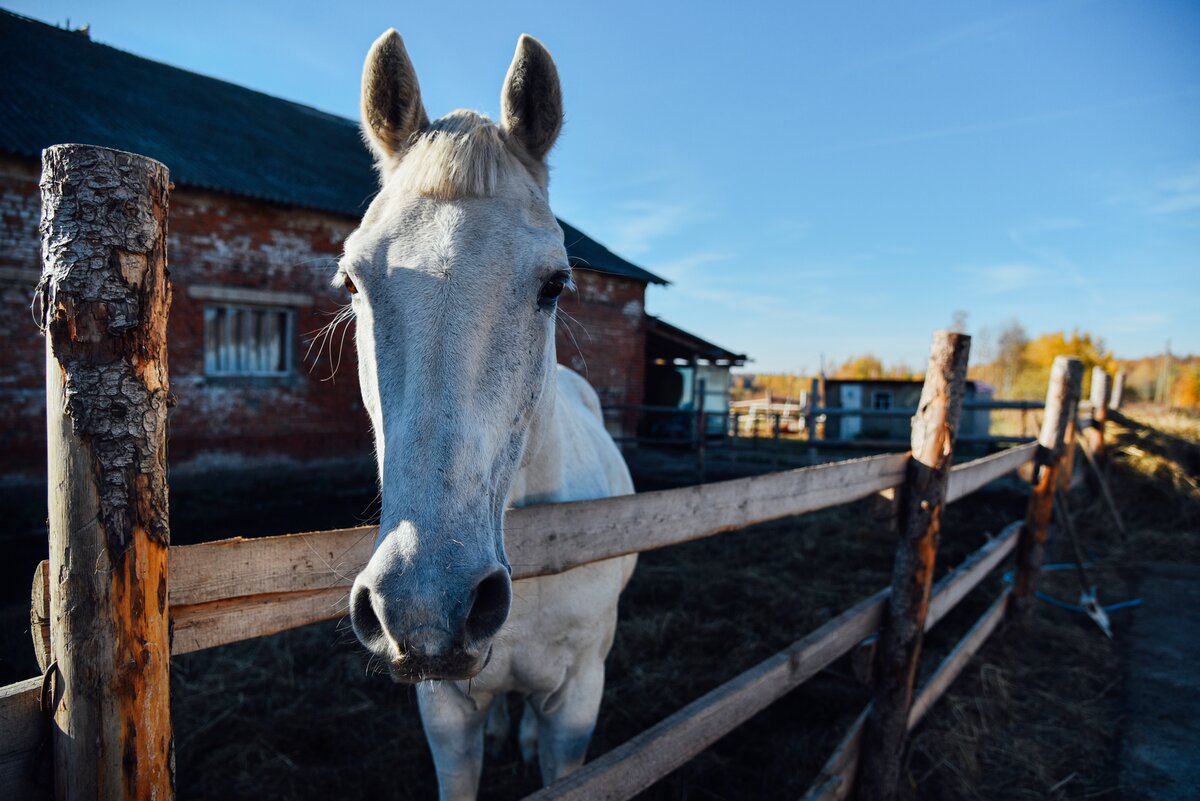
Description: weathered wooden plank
xmin=0 ymin=678 xmax=48 ymax=801
xmin=524 ymin=590 xmax=889 ymax=801
xmin=166 ymin=452 xmax=909 ymax=605
xmin=909 ymin=588 xmax=1010 ymax=726
xmin=945 ymin=443 xmax=1036 ymax=504
xmin=857 ymin=331 xmax=971 ymax=801
xmin=41 ymin=144 xmax=174 ymax=800
xmin=170 ymin=526 xmax=376 ymax=608
xmin=506 ymin=452 xmax=908 ymax=577
xmin=36 ymin=453 xmax=906 ymax=656
xmin=800 ymin=707 xmax=869 ymax=801
xmin=171 ymin=587 xmax=349 ymax=655
xmin=34 ymin=445 xmax=1018 ymax=659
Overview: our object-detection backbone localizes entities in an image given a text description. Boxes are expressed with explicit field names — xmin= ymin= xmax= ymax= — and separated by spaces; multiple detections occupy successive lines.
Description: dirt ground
xmin=1 ymin=408 xmax=1195 ymax=800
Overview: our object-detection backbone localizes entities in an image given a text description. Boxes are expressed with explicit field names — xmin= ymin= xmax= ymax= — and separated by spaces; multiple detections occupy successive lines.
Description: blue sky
xmin=10 ymin=0 xmax=1198 ymax=372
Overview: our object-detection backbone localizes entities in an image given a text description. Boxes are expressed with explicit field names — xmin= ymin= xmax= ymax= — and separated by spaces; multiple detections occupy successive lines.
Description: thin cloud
xmin=1147 ymin=163 xmax=1200 ymax=216
xmin=652 ymin=251 xmax=731 ymax=282
xmin=607 ymin=201 xmax=696 ymax=256
xmin=809 ymin=88 xmax=1200 ymax=156
xmin=963 ymin=263 xmax=1047 ymax=295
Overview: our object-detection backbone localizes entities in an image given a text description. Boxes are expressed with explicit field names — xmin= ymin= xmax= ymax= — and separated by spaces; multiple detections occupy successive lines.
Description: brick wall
xmin=0 ymin=155 xmax=647 ymax=479
xmin=556 ymin=271 xmax=647 ymax=411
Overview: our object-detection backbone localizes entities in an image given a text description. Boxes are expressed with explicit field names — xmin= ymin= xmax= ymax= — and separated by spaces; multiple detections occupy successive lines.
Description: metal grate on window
xmin=203 ymin=304 xmax=293 ymax=376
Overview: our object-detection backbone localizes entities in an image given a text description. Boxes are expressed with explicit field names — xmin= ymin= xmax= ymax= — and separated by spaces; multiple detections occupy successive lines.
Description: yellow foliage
xmin=1011 ymin=330 xmax=1116 ymax=400
xmin=1170 ymin=363 xmax=1200 ymax=408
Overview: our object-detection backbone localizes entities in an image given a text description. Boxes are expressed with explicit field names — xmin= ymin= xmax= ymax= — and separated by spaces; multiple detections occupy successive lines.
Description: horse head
xmin=344 ymin=31 xmax=567 ymax=682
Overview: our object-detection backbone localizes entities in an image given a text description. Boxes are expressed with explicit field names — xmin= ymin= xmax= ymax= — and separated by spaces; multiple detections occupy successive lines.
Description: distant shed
xmin=822 ymin=378 xmax=993 ymax=441
xmin=641 ymin=317 xmax=748 ymax=436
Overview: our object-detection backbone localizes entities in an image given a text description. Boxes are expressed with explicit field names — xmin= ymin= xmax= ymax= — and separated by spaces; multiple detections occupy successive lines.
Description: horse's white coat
xmin=344 ymin=30 xmax=636 ymax=800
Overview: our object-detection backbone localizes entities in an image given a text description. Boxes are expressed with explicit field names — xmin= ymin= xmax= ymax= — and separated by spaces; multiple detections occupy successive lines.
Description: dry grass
xmin=896 ymin=407 xmax=1199 ymax=801
xmin=171 ymin=473 xmax=1032 ymax=800
xmin=97 ymin=408 xmax=1200 ymax=799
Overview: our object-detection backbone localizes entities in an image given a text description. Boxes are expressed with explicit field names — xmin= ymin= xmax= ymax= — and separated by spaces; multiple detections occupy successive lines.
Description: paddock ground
xmin=0 ymin=409 xmax=1195 ymax=799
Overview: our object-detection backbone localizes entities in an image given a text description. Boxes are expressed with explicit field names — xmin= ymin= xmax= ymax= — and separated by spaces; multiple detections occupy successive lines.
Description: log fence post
xmin=1087 ymin=367 xmax=1111 ymax=465
xmin=1109 ymin=369 xmax=1125 ymax=411
xmin=772 ymin=412 xmax=782 ymax=467
xmin=1011 ymin=356 xmax=1083 ymax=614
xmin=39 ymin=144 xmax=174 ymax=800
xmin=1057 ymin=393 xmax=1082 ymax=494
xmin=694 ymin=378 xmax=706 ymax=480
xmin=807 ymin=377 xmax=819 ymax=442
xmin=854 ymin=330 xmax=970 ymax=801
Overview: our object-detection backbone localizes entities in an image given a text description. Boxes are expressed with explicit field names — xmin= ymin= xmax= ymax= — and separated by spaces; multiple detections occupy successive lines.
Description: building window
xmin=871 ymin=390 xmax=893 ymax=410
xmin=204 ymin=304 xmax=294 ymax=376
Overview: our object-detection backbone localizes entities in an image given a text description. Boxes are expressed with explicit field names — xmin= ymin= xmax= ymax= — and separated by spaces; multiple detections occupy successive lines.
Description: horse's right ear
xmin=361 ymin=29 xmax=429 ymax=167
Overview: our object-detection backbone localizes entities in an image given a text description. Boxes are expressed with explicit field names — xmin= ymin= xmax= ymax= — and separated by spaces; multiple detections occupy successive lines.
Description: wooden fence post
xmin=1011 ymin=356 xmax=1083 ymax=614
xmin=1087 ymin=367 xmax=1111 ymax=464
xmin=39 ymin=145 xmax=174 ymax=800
xmin=694 ymin=378 xmax=706 ymax=480
xmin=1056 ymin=396 xmax=1081 ymax=494
xmin=854 ymin=330 xmax=970 ymax=801
xmin=807 ymin=377 xmax=820 ymax=442
xmin=1109 ymin=369 xmax=1125 ymax=411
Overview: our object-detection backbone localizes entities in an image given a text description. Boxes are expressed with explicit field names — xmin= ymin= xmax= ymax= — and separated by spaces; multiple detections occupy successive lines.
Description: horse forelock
xmin=386 ymin=110 xmax=544 ymax=200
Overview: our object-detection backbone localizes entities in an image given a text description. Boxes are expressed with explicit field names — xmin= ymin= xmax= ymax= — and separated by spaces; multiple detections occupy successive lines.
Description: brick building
xmin=0 ymin=11 xmax=686 ymax=480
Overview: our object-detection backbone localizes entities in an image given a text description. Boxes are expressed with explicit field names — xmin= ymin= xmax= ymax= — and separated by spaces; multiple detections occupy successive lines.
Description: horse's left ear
xmin=500 ymin=34 xmax=563 ymax=163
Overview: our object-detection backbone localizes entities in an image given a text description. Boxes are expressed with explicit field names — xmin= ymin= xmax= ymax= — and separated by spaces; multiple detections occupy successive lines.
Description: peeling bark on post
xmin=39 ymin=145 xmax=174 ymax=800
xmin=1011 ymin=356 xmax=1082 ymax=614
xmin=854 ymin=331 xmax=970 ymax=801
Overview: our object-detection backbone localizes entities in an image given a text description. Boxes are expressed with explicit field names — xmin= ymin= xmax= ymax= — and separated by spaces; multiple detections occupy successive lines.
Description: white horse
xmin=344 ymin=30 xmax=637 ymax=800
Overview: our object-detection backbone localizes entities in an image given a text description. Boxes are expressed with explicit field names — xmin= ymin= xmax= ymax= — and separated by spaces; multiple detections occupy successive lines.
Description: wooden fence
xmin=0 ymin=145 xmax=1115 ymax=800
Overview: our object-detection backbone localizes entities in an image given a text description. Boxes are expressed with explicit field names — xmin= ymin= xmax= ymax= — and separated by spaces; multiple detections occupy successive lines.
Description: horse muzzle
xmin=350 ymin=557 xmax=511 ymax=683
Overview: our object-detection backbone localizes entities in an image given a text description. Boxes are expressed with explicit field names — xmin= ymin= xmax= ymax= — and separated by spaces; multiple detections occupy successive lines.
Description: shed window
xmin=204 ymin=304 xmax=293 ymax=376
xmin=871 ymin=390 xmax=893 ymax=410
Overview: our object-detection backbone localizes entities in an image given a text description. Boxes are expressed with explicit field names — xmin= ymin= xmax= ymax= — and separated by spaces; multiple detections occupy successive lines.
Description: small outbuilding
xmin=821 ymin=378 xmax=993 ymax=441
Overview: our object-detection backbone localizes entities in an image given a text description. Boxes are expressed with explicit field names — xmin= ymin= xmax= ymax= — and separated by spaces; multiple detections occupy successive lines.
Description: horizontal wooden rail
xmin=524 ymin=590 xmax=889 ymax=801
xmin=909 ymin=587 xmax=1010 ymax=726
xmin=946 ymin=445 xmax=1035 ymax=504
xmin=33 ymin=443 xmax=1039 ymax=660
xmin=529 ymin=517 xmax=1021 ymax=801
xmin=0 ymin=677 xmax=45 ymax=800
xmin=166 ymin=453 xmax=906 ymax=652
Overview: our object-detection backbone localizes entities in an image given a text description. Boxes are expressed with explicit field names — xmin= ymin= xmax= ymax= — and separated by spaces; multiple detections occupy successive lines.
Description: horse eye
xmin=539 ymin=277 xmax=566 ymax=306
xmin=343 ymin=275 xmax=358 ymax=295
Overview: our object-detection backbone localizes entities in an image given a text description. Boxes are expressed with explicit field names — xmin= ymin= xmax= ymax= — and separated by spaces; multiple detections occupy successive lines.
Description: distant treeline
xmin=734 ymin=321 xmax=1199 ymax=409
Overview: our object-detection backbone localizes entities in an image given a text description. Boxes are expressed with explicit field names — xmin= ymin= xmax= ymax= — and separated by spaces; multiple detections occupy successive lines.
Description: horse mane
xmin=388 ymin=110 xmax=544 ymax=200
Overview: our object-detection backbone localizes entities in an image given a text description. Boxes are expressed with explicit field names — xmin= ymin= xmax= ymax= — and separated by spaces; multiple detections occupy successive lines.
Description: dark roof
xmin=646 ymin=316 xmax=747 ymax=365
xmin=0 ymin=10 xmax=666 ymax=286
xmin=558 ymin=219 xmax=667 ymax=285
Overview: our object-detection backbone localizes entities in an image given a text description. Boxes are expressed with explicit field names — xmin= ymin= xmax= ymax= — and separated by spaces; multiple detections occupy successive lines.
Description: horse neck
xmin=509 ymin=366 xmax=565 ymax=508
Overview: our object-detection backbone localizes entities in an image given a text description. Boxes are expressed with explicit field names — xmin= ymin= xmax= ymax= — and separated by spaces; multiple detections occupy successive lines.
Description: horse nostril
xmin=350 ymin=583 xmax=385 ymax=644
xmin=464 ymin=568 xmax=511 ymax=644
